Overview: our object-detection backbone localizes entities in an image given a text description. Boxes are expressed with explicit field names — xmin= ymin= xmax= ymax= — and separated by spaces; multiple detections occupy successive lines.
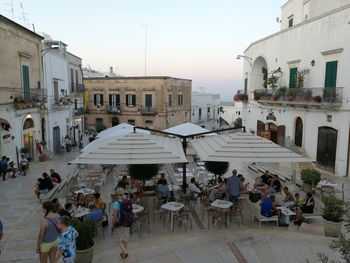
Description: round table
xmin=73 ymin=207 xmax=90 ymax=218
xmin=74 ymin=188 xmax=95 ymax=195
xmin=168 ymin=184 xmax=181 ymax=192
xmin=132 ymin=204 xmax=144 ymax=214
xmin=161 ymin=202 xmax=185 ymax=230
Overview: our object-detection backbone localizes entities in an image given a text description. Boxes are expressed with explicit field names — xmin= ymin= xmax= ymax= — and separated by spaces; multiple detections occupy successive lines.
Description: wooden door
xmin=317 ymin=127 xmax=337 ymax=173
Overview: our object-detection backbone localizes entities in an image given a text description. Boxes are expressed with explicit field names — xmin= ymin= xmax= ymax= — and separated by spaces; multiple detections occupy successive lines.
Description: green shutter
xmin=325 ymin=61 xmax=338 ymax=88
xmin=289 ymin=67 xmax=298 ymax=89
xmin=22 ymin=65 xmax=30 ymax=102
xmin=145 ymin=94 xmax=152 ymax=107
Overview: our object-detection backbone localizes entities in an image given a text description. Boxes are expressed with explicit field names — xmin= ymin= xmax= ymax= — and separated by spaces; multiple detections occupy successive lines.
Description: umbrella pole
xmin=182 ymin=137 xmax=187 ymax=193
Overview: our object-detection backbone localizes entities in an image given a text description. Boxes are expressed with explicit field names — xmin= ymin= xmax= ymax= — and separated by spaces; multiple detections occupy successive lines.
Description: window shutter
xmin=100 ymin=95 xmax=103 ymax=105
xmin=94 ymin=94 xmax=97 ymax=106
xmin=116 ymin=94 xmax=120 ymax=105
xmin=126 ymin=95 xmax=129 ymax=106
xmin=109 ymin=94 xmax=112 ymax=106
xmin=289 ymin=67 xmax=298 ymax=89
xmin=132 ymin=95 xmax=136 ymax=106
xmin=325 ymin=61 xmax=338 ymax=88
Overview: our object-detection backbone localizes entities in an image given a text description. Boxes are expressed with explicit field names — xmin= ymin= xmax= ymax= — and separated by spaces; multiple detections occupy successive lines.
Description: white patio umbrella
xmin=82 ymin=123 xmax=150 ymax=152
xmin=190 ymin=132 xmax=310 ymax=163
xmin=163 ymin=122 xmax=210 ymax=136
xmin=70 ymin=132 xmax=187 ymax=165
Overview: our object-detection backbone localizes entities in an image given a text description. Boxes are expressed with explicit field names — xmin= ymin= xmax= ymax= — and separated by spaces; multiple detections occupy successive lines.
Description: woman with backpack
xmin=113 ymin=187 xmax=133 ymax=259
xmin=36 ymin=201 xmax=60 ymax=263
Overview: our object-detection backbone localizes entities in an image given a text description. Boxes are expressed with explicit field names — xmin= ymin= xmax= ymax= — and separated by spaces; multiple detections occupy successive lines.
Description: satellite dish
xmin=276 ymin=17 xmax=281 ymax=23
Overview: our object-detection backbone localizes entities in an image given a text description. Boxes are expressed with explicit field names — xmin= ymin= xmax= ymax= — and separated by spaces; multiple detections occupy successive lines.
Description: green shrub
xmin=128 ymin=164 xmax=160 ymax=186
xmin=204 ymin=161 xmax=229 ymax=177
xmin=70 ymin=219 xmax=96 ymax=250
xmin=322 ymin=196 xmax=345 ymax=223
xmin=300 ymin=168 xmax=321 ymax=185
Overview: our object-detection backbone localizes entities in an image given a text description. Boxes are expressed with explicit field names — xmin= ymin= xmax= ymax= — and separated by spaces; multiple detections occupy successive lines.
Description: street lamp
xmin=236 ymin=55 xmax=253 ymax=66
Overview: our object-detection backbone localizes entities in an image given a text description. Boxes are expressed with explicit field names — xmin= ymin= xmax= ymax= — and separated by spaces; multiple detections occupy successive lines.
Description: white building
xmin=191 ymin=92 xmax=220 ymax=130
xmin=240 ymin=0 xmax=350 ymax=176
xmin=42 ymin=38 xmax=84 ymax=154
xmin=220 ymin=101 xmax=244 ymax=127
xmin=82 ymin=66 xmax=118 ymax=78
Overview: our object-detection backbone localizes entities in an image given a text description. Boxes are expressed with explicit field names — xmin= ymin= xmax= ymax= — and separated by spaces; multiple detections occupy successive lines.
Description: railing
xmin=140 ymin=105 xmax=156 ymax=115
xmin=13 ymin=88 xmax=47 ymax=110
xmin=252 ymin=87 xmax=343 ymax=109
xmin=108 ymin=105 xmax=121 ymax=113
xmin=74 ymin=107 xmax=84 ymax=116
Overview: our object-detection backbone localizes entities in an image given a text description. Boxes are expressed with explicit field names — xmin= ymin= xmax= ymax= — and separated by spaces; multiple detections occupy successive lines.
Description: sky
xmin=0 ymin=0 xmax=286 ymax=100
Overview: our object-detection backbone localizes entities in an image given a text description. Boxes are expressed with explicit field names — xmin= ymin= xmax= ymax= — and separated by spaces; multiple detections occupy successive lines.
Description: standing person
xmin=50 ymin=169 xmax=61 ymax=184
xmin=56 ymin=216 xmax=79 ymax=263
xmin=0 ymin=156 xmax=8 ymax=181
xmin=64 ymin=136 xmax=71 ymax=152
xmin=36 ymin=201 xmax=60 ymax=263
xmin=19 ymin=154 xmax=29 ymax=176
xmin=226 ymin=169 xmax=242 ymax=204
xmin=113 ymin=188 xmax=133 ymax=259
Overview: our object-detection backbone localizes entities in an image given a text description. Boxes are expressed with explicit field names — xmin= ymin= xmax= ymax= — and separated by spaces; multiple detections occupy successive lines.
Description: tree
xmin=234 ymin=117 xmax=242 ymax=128
xmin=204 ymin=161 xmax=229 ymax=179
xmin=219 ymin=117 xmax=229 ymax=127
xmin=128 ymin=164 xmax=160 ymax=186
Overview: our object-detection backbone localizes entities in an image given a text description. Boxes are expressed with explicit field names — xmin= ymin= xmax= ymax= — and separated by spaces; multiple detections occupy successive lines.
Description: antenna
xmin=19 ymin=2 xmax=29 ymax=28
xmin=4 ymin=0 xmax=15 ymax=20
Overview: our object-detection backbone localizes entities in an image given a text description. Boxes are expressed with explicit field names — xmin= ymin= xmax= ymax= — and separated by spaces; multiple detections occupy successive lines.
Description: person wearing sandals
xmin=113 ymin=187 xmax=131 ymax=259
xmin=36 ymin=201 xmax=60 ymax=263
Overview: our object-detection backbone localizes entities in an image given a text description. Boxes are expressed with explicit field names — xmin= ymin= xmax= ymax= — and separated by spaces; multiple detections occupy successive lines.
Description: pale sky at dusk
xmin=1 ymin=0 xmax=286 ymax=100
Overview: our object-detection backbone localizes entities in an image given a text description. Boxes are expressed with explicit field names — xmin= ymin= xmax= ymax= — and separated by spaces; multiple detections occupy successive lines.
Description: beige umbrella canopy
xmin=190 ymin=132 xmax=310 ymax=163
xmin=70 ymin=132 xmax=188 ymax=165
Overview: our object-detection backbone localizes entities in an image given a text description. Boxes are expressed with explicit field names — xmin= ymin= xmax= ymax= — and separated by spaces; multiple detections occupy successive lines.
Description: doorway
xmin=317 ymin=127 xmax=337 ymax=173
xmin=53 ymin=126 xmax=61 ymax=154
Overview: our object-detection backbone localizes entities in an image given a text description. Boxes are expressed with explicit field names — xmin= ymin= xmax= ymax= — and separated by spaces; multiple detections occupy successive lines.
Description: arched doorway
xmin=251 ymin=56 xmax=268 ymax=90
xmin=112 ymin=117 xmax=119 ymax=127
xmin=317 ymin=127 xmax=337 ymax=173
xmin=0 ymin=118 xmax=12 ymax=158
xmin=295 ymin=117 xmax=303 ymax=147
xmin=23 ymin=118 xmax=35 ymax=160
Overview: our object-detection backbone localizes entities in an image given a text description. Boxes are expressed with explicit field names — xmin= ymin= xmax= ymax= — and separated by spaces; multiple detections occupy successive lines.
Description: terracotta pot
xmin=323 ymin=218 xmax=342 ymax=237
xmin=76 ymin=243 xmax=95 ymax=263
xmin=303 ymin=182 xmax=312 ymax=193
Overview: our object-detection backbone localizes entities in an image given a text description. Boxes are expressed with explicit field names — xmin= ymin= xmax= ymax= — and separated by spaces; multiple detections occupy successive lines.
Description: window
xmin=244 ymin=78 xmax=248 ymax=94
xmin=288 ymin=17 xmax=294 ymax=28
xmin=96 ymin=118 xmax=103 ymax=127
xmin=289 ymin=67 xmax=298 ymax=89
xmin=217 ymin=108 xmax=220 ymax=115
xmin=93 ymin=94 xmax=103 ymax=107
xmin=178 ymin=94 xmax=183 ymax=106
xmin=112 ymin=117 xmax=119 ymax=127
xmin=295 ymin=117 xmax=303 ymax=147
xmin=198 ymin=108 xmax=202 ymax=120
xmin=70 ymin=68 xmax=74 ymax=92
xmin=128 ymin=119 xmax=135 ymax=125
xmin=168 ymin=94 xmax=172 ymax=107
xmin=185 ymin=112 xmax=188 ymax=117
xmin=22 ymin=65 xmax=30 ymax=102
xmin=109 ymin=94 xmax=120 ymax=108
xmin=207 ymin=107 xmax=210 ymax=119
xmin=325 ymin=61 xmax=338 ymax=88
xmin=327 ymin=115 xmax=332 ymax=123
xmin=126 ymin=94 xmax=136 ymax=107
xmin=145 ymin=94 xmax=152 ymax=109
xmin=75 ymin=69 xmax=79 ymax=89
xmin=145 ymin=120 xmax=153 ymax=128
xmin=74 ymin=99 xmax=77 ymax=110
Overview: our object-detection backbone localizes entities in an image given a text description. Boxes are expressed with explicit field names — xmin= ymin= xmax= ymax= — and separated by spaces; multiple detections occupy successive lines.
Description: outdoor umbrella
xmin=163 ymin=122 xmax=210 ymax=137
xmin=70 ymin=132 xmax=188 ymax=165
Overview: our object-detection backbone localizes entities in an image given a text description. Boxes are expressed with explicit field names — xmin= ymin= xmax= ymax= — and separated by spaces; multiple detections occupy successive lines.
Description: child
xmin=295 ymin=193 xmax=302 ymax=207
xmin=56 ymin=216 xmax=79 ymax=263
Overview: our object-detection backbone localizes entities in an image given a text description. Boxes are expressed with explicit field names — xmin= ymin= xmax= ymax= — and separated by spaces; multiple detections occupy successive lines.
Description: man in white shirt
xmin=188 ymin=178 xmax=201 ymax=194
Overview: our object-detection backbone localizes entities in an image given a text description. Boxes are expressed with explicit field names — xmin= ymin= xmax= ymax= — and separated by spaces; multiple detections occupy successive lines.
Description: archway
xmin=22 ymin=118 xmax=35 ymax=160
xmin=112 ymin=117 xmax=119 ymax=127
xmin=251 ymin=56 xmax=268 ymax=91
xmin=294 ymin=117 xmax=303 ymax=147
xmin=317 ymin=127 xmax=337 ymax=173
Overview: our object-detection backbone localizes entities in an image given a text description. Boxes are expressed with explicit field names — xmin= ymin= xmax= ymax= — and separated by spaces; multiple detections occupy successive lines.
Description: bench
xmin=249 ymin=201 xmax=279 ymax=228
xmin=40 ymin=184 xmax=59 ymax=203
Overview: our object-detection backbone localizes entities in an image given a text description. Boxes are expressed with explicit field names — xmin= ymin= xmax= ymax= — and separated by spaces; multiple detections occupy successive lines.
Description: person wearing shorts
xmin=56 ymin=216 xmax=78 ymax=263
xmin=36 ymin=201 xmax=60 ymax=263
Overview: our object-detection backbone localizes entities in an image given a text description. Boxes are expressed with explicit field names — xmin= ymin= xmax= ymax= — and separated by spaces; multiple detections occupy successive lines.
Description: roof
xmin=220 ymin=101 xmax=234 ymax=107
xmin=163 ymin=122 xmax=210 ymax=137
xmin=83 ymin=76 xmax=192 ymax=82
xmin=70 ymin=132 xmax=188 ymax=165
xmin=190 ymin=132 xmax=310 ymax=163
xmin=0 ymin=15 xmax=44 ymax=40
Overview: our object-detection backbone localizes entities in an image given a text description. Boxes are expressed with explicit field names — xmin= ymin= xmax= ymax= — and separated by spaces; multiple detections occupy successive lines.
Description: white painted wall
xmin=220 ymin=102 xmax=244 ymax=126
xmin=191 ymin=92 xmax=220 ymax=130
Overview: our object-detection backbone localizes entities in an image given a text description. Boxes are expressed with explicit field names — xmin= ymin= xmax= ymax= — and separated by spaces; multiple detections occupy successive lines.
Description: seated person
xmin=294 ymin=192 xmax=315 ymax=225
xmin=75 ymin=193 xmax=88 ymax=208
xmin=268 ymin=175 xmax=281 ymax=194
xmin=255 ymin=170 xmax=273 ymax=187
xmin=50 ymin=169 xmax=62 ymax=184
xmin=58 ymin=203 xmax=73 ymax=218
xmin=117 ymin=175 xmax=129 ymax=189
xmin=155 ymin=179 xmax=171 ymax=201
xmin=7 ymin=159 xmax=16 ymax=178
xmin=209 ymin=177 xmax=227 ymax=201
xmin=187 ymin=178 xmax=202 ymax=195
xmin=34 ymin=173 xmax=54 ymax=199
xmin=294 ymin=193 xmax=303 ymax=207
xmin=87 ymin=207 xmax=104 ymax=223
xmin=93 ymin=192 xmax=105 ymax=209
xmin=283 ymin=186 xmax=295 ymax=207
xmin=260 ymin=194 xmax=280 ymax=218
xmin=157 ymin=173 xmax=167 ymax=185
xmin=240 ymin=176 xmax=250 ymax=194
xmin=19 ymin=155 xmax=29 ymax=175
xmin=131 ymin=178 xmax=142 ymax=193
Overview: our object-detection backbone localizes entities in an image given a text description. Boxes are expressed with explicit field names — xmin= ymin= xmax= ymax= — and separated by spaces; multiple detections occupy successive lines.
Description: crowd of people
xmin=34 ymin=170 xmax=62 ymax=199
xmin=0 ymin=154 xmax=29 ymax=181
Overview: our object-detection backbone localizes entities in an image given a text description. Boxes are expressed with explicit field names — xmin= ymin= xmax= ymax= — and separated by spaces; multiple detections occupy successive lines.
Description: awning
xmin=70 ymin=132 xmax=188 ymax=165
xmin=0 ymin=118 xmax=11 ymax=131
xmin=163 ymin=122 xmax=210 ymax=137
xmin=190 ymin=132 xmax=310 ymax=163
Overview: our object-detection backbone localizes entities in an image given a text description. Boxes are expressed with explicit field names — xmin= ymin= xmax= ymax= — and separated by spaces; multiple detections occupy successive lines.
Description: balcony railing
xmin=140 ymin=105 xmax=157 ymax=115
xmin=14 ymin=89 xmax=47 ymax=110
xmin=108 ymin=105 xmax=121 ymax=113
xmin=252 ymin=87 xmax=343 ymax=109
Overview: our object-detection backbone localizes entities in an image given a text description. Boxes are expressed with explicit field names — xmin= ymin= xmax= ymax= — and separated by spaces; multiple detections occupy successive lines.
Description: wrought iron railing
xmin=108 ymin=105 xmax=121 ymax=113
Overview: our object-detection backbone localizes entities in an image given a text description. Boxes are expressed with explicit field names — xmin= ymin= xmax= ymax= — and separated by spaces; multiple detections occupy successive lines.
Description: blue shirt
xmin=58 ymin=226 xmax=78 ymax=262
xmin=261 ymin=198 xmax=273 ymax=217
xmin=155 ymin=184 xmax=170 ymax=199
xmin=0 ymin=220 xmax=3 ymax=237
xmin=226 ymin=175 xmax=241 ymax=196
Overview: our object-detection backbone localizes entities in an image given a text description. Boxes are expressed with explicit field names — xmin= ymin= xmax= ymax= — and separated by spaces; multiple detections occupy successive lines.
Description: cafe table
xmin=74 ymin=188 xmax=95 ymax=195
xmin=277 ymin=206 xmax=296 ymax=225
xmin=210 ymin=199 xmax=233 ymax=226
xmin=161 ymin=202 xmax=184 ymax=230
xmin=132 ymin=204 xmax=144 ymax=214
xmin=73 ymin=207 xmax=90 ymax=218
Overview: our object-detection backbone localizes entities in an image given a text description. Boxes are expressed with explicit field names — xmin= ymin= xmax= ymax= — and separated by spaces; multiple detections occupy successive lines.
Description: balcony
xmin=252 ymin=87 xmax=343 ymax=110
xmin=108 ymin=105 xmax=121 ymax=114
xmin=14 ymin=89 xmax=47 ymax=110
xmin=140 ymin=105 xmax=157 ymax=116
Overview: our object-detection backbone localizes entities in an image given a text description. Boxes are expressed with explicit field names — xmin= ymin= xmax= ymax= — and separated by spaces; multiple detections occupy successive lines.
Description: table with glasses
xmin=73 ymin=207 xmax=90 ymax=218
xmin=277 ymin=206 xmax=295 ymax=225
xmin=161 ymin=202 xmax=185 ymax=230
xmin=317 ymin=179 xmax=337 ymax=188
xmin=132 ymin=204 xmax=144 ymax=214
xmin=211 ymin=199 xmax=233 ymax=226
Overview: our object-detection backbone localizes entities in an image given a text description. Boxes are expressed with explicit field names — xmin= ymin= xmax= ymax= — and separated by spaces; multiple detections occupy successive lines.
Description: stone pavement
xmin=0 ymin=148 xmax=345 ymax=263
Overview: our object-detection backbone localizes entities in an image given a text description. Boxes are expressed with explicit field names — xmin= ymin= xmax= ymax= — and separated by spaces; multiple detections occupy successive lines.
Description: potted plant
xmin=313 ymin=96 xmax=322 ymax=103
xmin=128 ymin=163 xmax=160 ymax=187
xmin=20 ymin=147 xmax=29 ymax=157
xmin=300 ymin=168 xmax=321 ymax=192
xmin=204 ymin=161 xmax=229 ymax=179
xmin=70 ymin=219 xmax=96 ymax=263
xmin=322 ymin=196 xmax=345 ymax=237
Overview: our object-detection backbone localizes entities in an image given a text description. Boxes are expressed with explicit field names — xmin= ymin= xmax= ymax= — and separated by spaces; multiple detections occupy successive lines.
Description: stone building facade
xmin=84 ymin=76 xmax=192 ymax=131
